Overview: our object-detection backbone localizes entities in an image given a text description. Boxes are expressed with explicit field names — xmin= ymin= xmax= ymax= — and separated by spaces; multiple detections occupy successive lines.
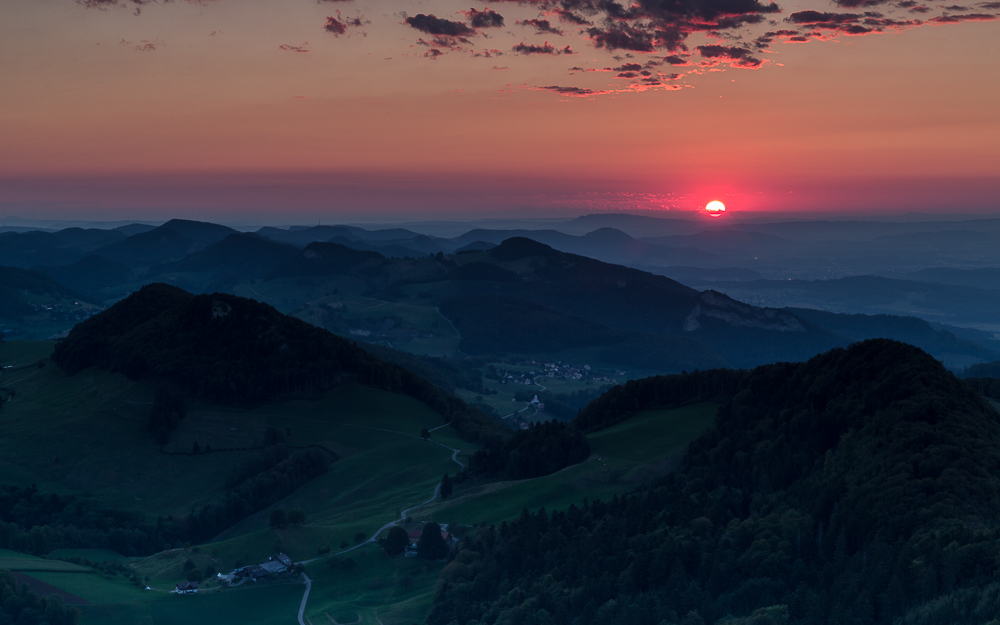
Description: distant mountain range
xmin=1 ymin=215 xmax=998 ymax=369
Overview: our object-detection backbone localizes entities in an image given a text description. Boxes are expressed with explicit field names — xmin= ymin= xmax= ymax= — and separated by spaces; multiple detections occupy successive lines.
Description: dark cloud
xmin=324 ymin=12 xmax=367 ymax=36
xmin=788 ymin=10 xmax=861 ymax=23
xmin=324 ymin=16 xmax=348 ymax=34
xmin=518 ymin=18 xmax=565 ymax=34
xmin=929 ymin=11 xmax=997 ymax=20
xmin=696 ymin=44 xmax=763 ymax=66
xmin=585 ymin=24 xmax=656 ymax=52
xmin=512 ymin=41 xmax=575 ymax=54
xmin=279 ymin=43 xmax=309 ymax=52
xmin=405 ymin=14 xmax=478 ymax=37
xmin=782 ymin=8 xmax=924 ymax=37
xmin=493 ymin=0 xmax=782 ymax=53
xmin=537 ymin=85 xmax=610 ymax=96
xmin=613 ymin=62 xmax=642 ymax=71
xmin=663 ymin=54 xmax=691 ymax=65
xmin=546 ymin=8 xmax=594 ymax=25
xmin=463 ymin=8 xmax=506 ymax=28
xmin=471 ymin=48 xmax=506 ymax=56
xmin=424 ymin=48 xmax=445 ymax=59
xmin=981 ymin=1 xmax=1000 ymax=8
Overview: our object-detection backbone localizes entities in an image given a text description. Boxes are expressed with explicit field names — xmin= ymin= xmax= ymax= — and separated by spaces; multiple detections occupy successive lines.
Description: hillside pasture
xmin=434 ymin=402 xmax=718 ymax=525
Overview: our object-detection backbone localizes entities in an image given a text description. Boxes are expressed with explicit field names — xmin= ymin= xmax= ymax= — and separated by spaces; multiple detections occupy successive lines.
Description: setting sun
xmin=705 ymin=200 xmax=726 ymax=216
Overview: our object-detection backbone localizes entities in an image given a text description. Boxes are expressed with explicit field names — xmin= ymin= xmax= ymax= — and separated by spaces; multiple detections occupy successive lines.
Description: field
xmin=76 ymin=583 xmax=305 ymax=625
xmin=432 ymin=402 xmax=719 ymax=525
xmin=302 ymin=543 xmax=446 ymax=625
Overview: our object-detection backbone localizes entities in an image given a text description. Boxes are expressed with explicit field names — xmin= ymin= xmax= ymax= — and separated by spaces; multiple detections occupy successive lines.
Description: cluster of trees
xmin=0 ymin=571 xmax=79 ymax=625
xmin=380 ymin=526 xmax=410 ymax=557
xmin=574 ymin=368 xmax=745 ymax=432
xmin=468 ymin=421 xmax=590 ymax=480
xmin=148 ymin=388 xmax=186 ymax=445
xmin=186 ymin=447 xmax=333 ymax=542
xmin=52 ymin=284 xmax=507 ymax=446
xmin=963 ymin=377 xmax=1000 ymax=401
xmin=57 ymin=554 xmax=145 ymax=588
xmin=0 ymin=447 xmax=333 ymax=555
xmin=0 ymin=484 xmax=175 ymax=556
xmin=182 ymin=557 xmax=216 ymax=583
xmin=429 ymin=340 xmax=1000 ymax=625
xmin=379 ymin=522 xmax=450 ymax=560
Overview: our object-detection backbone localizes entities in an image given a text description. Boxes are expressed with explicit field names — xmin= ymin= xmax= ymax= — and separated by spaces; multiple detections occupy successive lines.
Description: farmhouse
xmin=228 ymin=553 xmax=296 ymax=582
xmin=175 ymin=581 xmax=199 ymax=594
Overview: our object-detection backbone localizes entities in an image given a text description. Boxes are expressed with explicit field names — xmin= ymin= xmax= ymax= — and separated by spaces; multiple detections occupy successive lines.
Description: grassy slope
xmin=1 ymin=340 xmax=715 ymax=624
xmin=77 ymin=583 xmax=305 ymax=625
xmin=302 ymin=543 xmax=446 ymax=625
xmin=0 ymin=341 xmax=259 ymax=515
xmin=433 ymin=402 xmax=718 ymax=525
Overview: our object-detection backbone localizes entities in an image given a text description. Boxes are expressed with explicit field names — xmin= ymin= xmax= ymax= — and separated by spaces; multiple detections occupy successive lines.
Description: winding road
xmin=294 ymin=424 xmax=465 ymax=623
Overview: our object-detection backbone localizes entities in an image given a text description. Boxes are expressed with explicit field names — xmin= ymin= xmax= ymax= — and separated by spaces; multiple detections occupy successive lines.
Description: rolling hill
xmin=52 ymin=283 xmax=504 ymax=443
xmin=429 ymin=339 xmax=1000 ymax=625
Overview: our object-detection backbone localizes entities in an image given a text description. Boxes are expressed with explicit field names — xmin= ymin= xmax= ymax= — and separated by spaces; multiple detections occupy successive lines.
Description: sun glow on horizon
xmin=705 ymin=200 xmax=726 ymax=216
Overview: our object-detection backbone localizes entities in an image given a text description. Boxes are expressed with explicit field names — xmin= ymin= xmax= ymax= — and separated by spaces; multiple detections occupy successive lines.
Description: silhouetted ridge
xmin=489 ymin=236 xmax=557 ymax=261
xmin=52 ymin=283 xmax=506 ymax=444
xmin=271 ymin=241 xmax=384 ymax=277
xmin=153 ymin=232 xmax=300 ymax=278
xmin=157 ymin=219 xmax=237 ymax=244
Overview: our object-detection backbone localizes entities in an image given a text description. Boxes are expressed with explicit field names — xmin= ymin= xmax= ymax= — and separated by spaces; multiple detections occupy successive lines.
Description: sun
xmin=705 ymin=200 xmax=726 ymax=216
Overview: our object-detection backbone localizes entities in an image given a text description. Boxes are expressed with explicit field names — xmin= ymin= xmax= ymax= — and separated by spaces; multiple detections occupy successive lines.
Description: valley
xmin=2 ymin=213 xmax=1000 ymax=625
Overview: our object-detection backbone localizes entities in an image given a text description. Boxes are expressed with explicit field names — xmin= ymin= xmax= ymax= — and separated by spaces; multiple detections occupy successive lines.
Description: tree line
xmin=0 ymin=446 xmax=334 ymax=555
xmin=0 ymin=570 xmax=79 ymax=625
xmin=468 ymin=421 xmax=590 ymax=481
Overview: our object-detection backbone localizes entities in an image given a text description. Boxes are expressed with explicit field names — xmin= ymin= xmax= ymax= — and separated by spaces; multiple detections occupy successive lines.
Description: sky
xmin=1 ymin=0 xmax=999 ymax=221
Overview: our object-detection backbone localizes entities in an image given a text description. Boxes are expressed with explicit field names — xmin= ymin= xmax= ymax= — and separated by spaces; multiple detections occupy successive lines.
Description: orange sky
xmin=1 ymin=0 xmax=998 ymax=219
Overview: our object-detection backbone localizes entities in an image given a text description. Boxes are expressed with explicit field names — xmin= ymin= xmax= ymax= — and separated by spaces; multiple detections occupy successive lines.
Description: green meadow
xmin=432 ymin=402 xmax=718 ymax=525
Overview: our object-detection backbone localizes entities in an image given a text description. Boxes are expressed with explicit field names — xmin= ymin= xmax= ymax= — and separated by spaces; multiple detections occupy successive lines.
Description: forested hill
xmin=430 ymin=340 xmax=1000 ymax=625
xmin=52 ymin=283 xmax=506 ymax=444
